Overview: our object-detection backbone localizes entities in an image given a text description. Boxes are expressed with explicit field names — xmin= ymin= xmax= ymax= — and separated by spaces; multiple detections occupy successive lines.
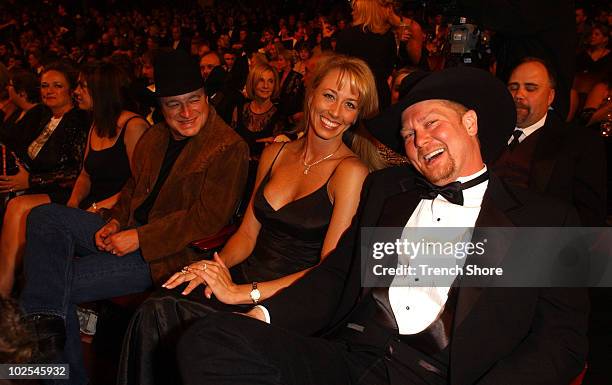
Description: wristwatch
xmin=249 ymin=282 xmax=261 ymax=304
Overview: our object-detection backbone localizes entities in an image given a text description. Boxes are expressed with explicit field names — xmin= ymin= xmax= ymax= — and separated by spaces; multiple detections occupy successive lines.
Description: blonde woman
xmin=232 ymin=62 xmax=283 ymax=158
xmin=117 ymin=54 xmax=380 ymax=385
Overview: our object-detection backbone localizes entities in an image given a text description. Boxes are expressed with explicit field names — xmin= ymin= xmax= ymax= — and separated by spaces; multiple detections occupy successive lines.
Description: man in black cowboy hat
xmin=176 ymin=66 xmax=587 ymax=385
xmin=19 ymin=50 xmax=248 ymax=384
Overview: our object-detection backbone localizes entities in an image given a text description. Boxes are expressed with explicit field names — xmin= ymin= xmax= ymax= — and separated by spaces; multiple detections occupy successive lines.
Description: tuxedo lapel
xmin=377 ymin=186 xmax=421 ymax=227
xmin=360 ymin=177 xmax=420 ymax=298
xmin=529 ymin=114 xmax=564 ymax=193
xmin=454 ymin=175 xmax=518 ymax=330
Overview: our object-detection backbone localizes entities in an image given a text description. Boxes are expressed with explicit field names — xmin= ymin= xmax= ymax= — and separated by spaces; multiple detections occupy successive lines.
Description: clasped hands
xmin=94 ymin=219 xmax=140 ymax=256
xmin=162 ymin=252 xmax=242 ymax=304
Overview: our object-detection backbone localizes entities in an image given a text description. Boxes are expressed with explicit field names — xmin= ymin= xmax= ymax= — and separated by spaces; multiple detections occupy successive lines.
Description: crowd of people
xmin=0 ymin=0 xmax=610 ymax=384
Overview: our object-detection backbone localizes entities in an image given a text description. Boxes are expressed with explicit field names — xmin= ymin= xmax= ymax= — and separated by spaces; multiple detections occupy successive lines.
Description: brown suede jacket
xmin=109 ymin=108 xmax=249 ymax=284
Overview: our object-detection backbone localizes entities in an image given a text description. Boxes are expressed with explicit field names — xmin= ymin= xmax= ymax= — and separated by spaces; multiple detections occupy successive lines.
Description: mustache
xmin=514 ymin=102 xmax=529 ymax=110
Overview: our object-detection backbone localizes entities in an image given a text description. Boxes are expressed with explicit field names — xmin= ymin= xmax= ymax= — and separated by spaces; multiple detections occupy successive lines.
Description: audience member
xmin=18 ymin=50 xmax=249 ymax=385
xmin=0 ymin=62 xmax=89 ymax=297
xmin=117 ymin=53 xmax=378 ymax=385
xmin=0 ymin=63 xmax=18 ymax=127
xmin=176 ymin=65 xmax=589 ymax=385
xmin=575 ymin=23 xmax=611 ymax=94
xmin=0 ymin=69 xmax=42 ymax=150
xmin=293 ymin=42 xmax=311 ymax=76
xmin=232 ymin=62 xmax=283 ymax=158
xmin=335 ymin=0 xmax=402 ymax=109
xmin=276 ymin=49 xmax=304 ymax=124
xmin=493 ymin=57 xmax=606 ymax=226
xmin=199 ymin=51 xmax=223 ymax=81
xmin=67 ymin=62 xmax=149 ymax=211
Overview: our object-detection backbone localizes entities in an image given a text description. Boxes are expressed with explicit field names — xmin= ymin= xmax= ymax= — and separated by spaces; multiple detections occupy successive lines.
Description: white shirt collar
xmin=455 ymin=165 xmax=488 ymax=207
xmin=516 ymin=112 xmax=547 ymax=139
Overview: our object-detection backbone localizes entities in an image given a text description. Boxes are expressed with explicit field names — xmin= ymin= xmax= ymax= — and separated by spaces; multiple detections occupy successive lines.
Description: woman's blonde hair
xmin=245 ymin=63 xmax=280 ymax=100
xmin=351 ymin=0 xmax=396 ymax=34
xmin=305 ymin=53 xmax=378 ymax=121
xmin=304 ymin=54 xmax=384 ymax=170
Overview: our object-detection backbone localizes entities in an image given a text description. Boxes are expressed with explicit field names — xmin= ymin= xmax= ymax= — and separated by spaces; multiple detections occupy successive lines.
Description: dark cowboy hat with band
xmin=154 ymin=49 xmax=204 ymax=97
xmin=366 ymin=66 xmax=516 ymax=163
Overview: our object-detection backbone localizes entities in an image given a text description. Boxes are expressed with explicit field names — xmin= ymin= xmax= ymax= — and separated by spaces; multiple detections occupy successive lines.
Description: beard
xmin=515 ymin=103 xmax=531 ymax=126
xmin=421 ymin=153 xmax=456 ymax=186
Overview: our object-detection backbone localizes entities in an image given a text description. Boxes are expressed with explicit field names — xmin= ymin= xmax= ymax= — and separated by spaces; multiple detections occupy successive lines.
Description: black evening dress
xmin=117 ymin=144 xmax=334 ymax=385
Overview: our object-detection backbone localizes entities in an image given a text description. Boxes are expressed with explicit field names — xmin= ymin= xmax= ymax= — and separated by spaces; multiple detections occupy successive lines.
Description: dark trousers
xmin=176 ymin=312 xmax=390 ymax=385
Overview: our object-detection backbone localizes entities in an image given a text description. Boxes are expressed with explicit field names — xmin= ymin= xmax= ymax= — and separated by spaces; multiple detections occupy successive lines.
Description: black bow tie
xmin=415 ymin=171 xmax=489 ymax=206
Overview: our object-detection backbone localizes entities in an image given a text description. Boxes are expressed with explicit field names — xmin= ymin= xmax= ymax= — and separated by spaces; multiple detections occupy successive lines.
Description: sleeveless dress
xmin=80 ymin=116 xmax=143 ymax=208
xmin=117 ymin=144 xmax=337 ymax=385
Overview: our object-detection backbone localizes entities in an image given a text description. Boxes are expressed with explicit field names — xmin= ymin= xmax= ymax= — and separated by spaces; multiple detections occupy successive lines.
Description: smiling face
xmin=73 ymin=75 xmax=93 ymax=110
xmin=159 ymin=88 xmax=209 ymax=140
xmin=307 ymin=69 xmax=360 ymax=141
xmin=401 ymin=99 xmax=482 ymax=186
xmin=254 ymin=70 xmax=275 ymax=100
xmin=40 ymin=70 xmax=73 ymax=113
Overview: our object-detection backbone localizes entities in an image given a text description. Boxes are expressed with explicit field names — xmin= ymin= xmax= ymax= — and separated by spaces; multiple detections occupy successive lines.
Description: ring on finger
xmin=203 ymin=263 xmax=207 ymax=271
xmin=181 ymin=266 xmax=189 ymax=274
xmin=111 ymin=249 xmax=117 ymax=255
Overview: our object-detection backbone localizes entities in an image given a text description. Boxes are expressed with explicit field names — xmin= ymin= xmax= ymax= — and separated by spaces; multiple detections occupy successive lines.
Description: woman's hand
xmin=0 ymin=161 xmax=29 ymax=193
xmin=162 ymin=259 xmax=210 ymax=291
xmin=188 ymin=253 xmax=244 ymax=304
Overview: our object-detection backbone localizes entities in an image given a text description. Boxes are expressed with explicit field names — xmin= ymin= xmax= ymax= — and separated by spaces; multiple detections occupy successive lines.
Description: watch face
xmin=251 ymin=289 xmax=261 ymax=301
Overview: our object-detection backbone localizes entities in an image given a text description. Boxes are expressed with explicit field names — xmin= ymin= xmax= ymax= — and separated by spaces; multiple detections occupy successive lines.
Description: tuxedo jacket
xmin=529 ymin=112 xmax=606 ymax=226
xmin=263 ymin=166 xmax=588 ymax=385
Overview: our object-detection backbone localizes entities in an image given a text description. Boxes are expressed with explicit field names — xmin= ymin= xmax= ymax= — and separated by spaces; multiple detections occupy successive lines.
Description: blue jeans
xmin=20 ymin=203 xmax=153 ymax=385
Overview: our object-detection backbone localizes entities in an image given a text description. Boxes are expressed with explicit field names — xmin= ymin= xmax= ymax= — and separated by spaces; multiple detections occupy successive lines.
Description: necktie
xmin=508 ymin=129 xmax=523 ymax=150
xmin=415 ymin=171 xmax=489 ymax=206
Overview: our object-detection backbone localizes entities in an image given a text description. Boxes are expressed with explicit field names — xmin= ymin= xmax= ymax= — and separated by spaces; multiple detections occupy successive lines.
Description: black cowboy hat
xmin=366 ymin=66 xmax=516 ymax=163
xmin=154 ymin=49 xmax=204 ymax=97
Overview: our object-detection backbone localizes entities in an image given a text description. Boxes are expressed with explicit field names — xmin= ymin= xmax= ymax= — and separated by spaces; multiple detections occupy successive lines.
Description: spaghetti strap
xmin=121 ymin=115 xmax=149 ymax=132
xmin=325 ymin=154 xmax=358 ymax=184
xmin=266 ymin=142 xmax=287 ymax=176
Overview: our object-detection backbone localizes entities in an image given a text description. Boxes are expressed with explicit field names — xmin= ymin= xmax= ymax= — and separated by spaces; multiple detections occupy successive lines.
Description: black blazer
xmin=528 ymin=112 xmax=607 ymax=226
xmin=262 ymin=166 xmax=588 ymax=385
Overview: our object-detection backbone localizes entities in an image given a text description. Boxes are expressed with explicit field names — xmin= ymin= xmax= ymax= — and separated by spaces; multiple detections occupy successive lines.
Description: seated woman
xmin=575 ymin=23 xmax=611 ymax=95
xmin=117 ymin=54 xmax=380 ymax=385
xmin=67 ymin=62 xmax=149 ymax=212
xmin=232 ymin=62 xmax=284 ymax=159
xmin=0 ymin=69 xmax=45 ymax=152
xmin=0 ymin=62 xmax=90 ymax=297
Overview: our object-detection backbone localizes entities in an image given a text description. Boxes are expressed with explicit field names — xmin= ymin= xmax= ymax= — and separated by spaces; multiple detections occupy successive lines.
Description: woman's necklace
xmin=302 ymin=142 xmax=342 ymax=175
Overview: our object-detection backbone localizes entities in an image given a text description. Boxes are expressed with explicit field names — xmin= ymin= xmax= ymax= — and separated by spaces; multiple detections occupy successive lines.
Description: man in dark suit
xmin=177 ymin=67 xmax=588 ymax=385
xmin=493 ymin=57 xmax=606 ymax=226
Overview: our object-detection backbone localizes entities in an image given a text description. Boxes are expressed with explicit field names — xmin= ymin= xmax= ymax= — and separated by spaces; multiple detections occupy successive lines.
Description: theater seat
xmin=190 ymin=223 xmax=238 ymax=254
xmin=570 ymin=365 xmax=587 ymax=385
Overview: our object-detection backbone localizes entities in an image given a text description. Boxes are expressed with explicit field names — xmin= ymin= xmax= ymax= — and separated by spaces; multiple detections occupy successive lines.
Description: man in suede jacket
xmin=19 ymin=50 xmax=248 ymax=385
